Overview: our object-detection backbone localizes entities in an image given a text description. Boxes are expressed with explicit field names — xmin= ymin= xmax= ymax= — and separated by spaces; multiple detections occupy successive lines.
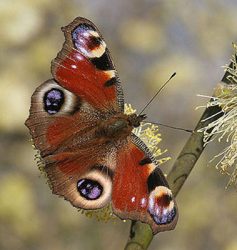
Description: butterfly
xmin=25 ymin=17 xmax=178 ymax=234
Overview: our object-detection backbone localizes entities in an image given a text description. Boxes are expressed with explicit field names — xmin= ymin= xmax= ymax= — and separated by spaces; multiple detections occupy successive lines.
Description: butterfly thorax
xmin=95 ymin=113 xmax=146 ymax=141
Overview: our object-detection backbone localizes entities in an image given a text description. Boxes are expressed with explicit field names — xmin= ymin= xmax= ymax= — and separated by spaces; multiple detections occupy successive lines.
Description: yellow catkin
xmin=198 ymin=43 xmax=237 ymax=187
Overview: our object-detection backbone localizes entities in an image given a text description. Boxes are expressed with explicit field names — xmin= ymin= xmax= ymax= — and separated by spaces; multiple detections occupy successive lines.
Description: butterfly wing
xmin=51 ymin=17 xmax=124 ymax=112
xmin=25 ymin=17 xmax=124 ymax=209
xmin=43 ymin=142 xmax=117 ymax=210
xmin=112 ymin=134 xmax=178 ymax=234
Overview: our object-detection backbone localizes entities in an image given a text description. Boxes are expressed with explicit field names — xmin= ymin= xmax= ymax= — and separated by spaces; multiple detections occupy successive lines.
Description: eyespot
xmin=43 ymin=88 xmax=64 ymax=114
xmin=35 ymin=79 xmax=81 ymax=115
xmin=72 ymin=23 xmax=106 ymax=59
xmin=73 ymin=168 xmax=112 ymax=209
xmin=77 ymin=178 xmax=103 ymax=200
xmin=148 ymin=186 xmax=176 ymax=225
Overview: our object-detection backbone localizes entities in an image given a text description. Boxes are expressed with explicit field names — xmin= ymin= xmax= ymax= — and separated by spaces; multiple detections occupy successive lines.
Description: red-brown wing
xmin=41 ymin=144 xmax=117 ymax=210
xmin=51 ymin=17 xmax=124 ymax=112
xmin=25 ymin=79 xmax=100 ymax=156
xmin=25 ymin=17 xmax=124 ymax=209
xmin=26 ymin=17 xmax=125 ymax=156
xmin=112 ymin=135 xmax=178 ymax=234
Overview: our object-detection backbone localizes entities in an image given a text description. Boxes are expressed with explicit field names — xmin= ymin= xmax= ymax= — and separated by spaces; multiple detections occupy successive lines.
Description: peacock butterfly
xmin=25 ymin=17 xmax=178 ymax=234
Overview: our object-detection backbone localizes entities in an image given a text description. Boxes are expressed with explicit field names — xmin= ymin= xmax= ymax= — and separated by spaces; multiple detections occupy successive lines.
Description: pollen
xmin=78 ymin=204 xmax=116 ymax=222
xmin=124 ymin=104 xmax=171 ymax=165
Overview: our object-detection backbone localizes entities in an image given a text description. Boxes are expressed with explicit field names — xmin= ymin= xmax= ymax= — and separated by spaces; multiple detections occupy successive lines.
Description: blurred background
xmin=1 ymin=0 xmax=237 ymax=249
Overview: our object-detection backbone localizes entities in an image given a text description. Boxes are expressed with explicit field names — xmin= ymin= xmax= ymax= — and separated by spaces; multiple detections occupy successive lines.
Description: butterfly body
xmin=95 ymin=113 xmax=146 ymax=142
xmin=25 ymin=17 xmax=178 ymax=234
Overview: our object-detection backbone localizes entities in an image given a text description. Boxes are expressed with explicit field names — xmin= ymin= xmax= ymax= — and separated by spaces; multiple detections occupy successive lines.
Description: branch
xmin=124 ymin=65 xmax=233 ymax=250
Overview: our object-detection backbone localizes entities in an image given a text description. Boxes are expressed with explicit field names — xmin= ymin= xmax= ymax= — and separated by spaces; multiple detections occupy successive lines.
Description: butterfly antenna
xmin=138 ymin=72 xmax=192 ymax=134
xmin=139 ymin=72 xmax=176 ymax=116
xmin=146 ymin=121 xmax=193 ymax=133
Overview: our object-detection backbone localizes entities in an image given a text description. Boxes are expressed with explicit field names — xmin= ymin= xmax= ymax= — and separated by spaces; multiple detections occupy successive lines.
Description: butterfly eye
xmin=148 ymin=186 xmax=176 ymax=225
xmin=44 ymin=88 xmax=64 ymax=114
xmin=77 ymin=178 xmax=103 ymax=200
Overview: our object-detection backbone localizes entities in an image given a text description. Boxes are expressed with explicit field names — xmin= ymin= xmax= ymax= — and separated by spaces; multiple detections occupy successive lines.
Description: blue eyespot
xmin=148 ymin=186 xmax=176 ymax=225
xmin=77 ymin=179 xmax=103 ymax=200
xmin=43 ymin=88 xmax=64 ymax=114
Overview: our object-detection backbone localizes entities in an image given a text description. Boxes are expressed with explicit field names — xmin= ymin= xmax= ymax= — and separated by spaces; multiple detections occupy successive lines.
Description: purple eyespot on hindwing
xmin=77 ymin=178 xmax=103 ymax=200
xmin=148 ymin=186 xmax=176 ymax=225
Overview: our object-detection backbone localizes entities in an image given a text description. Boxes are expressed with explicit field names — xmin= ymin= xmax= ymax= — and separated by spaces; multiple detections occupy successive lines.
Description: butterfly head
xmin=127 ymin=113 xmax=147 ymax=128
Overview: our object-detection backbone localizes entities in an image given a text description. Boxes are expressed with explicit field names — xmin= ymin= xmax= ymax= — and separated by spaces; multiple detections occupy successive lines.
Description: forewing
xmin=25 ymin=79 xmax=100 ymax=157
xmin=51 ymin=17 xmax=124 ymax=112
